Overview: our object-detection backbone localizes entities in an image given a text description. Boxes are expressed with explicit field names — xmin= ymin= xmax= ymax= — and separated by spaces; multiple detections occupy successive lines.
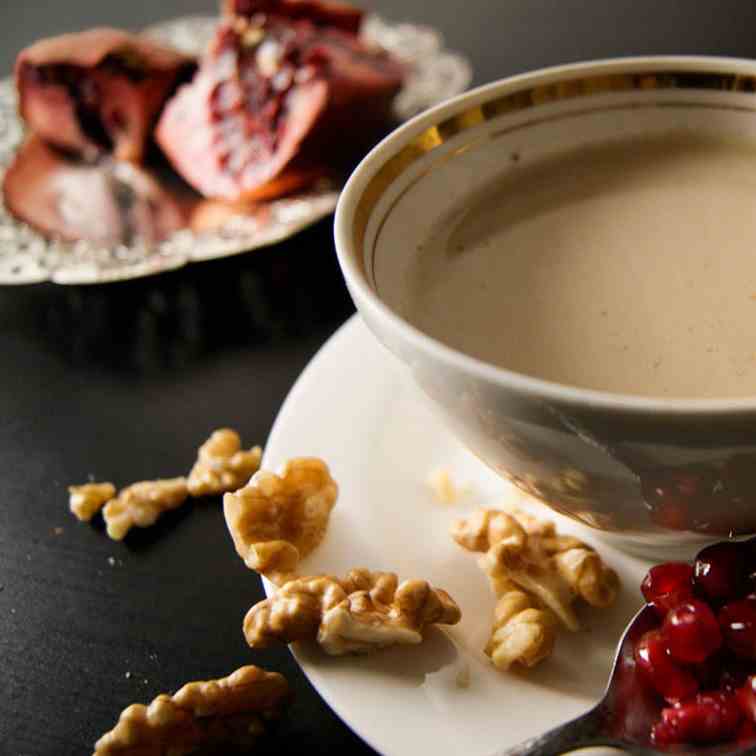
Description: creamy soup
xmin=407 ymin=133 xmax=756 ymax=399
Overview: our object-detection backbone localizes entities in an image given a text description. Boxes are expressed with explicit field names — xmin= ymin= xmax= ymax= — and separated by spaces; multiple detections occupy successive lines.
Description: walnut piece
xmin=320 ymin=578 xmax=462 ymax=655
xmin=93 ymin=665 xmax=289 ymax=756
xmin=428 ymin=468 xmax=476 ymax=504
xmin=427 ymin=468 xmax=460 ymax=504
xmin=553 ymin=546 xmax=620 ymax=609
xmin=485 ymin=588 xmax=556 ymax=670
xmin=244 ymin=575 xmax=347 ymax=648
xmin=223 ymin=458 xmax=337 ymax=584
xmin=103 ymin=477 xmax=189 ymax=541
xmin=480 ymin=538 xmax=581 ymax=631
xmin=453 ymin=507 xmax=619 ymax=632
xmin=452 ymin=506 xmax=619 ymax=671
xmin=338 ymin=567 xmax=399 ymax=603
xmin=69 ymin=482 xmax=116 ymax=522
xmin=449 ymin=507 xmax=527 ymax=553
xmin=244 ymin=569 xmax=461 ymax=655
xmin=187 ymin=428 xmax=262 ymax=497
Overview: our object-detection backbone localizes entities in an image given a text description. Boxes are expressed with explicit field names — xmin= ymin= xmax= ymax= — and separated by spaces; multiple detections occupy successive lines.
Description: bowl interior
xmin=371 ymin=70 xmax=756 ymax=320
xmin=341 ymin=60 xmax=756 ymax=407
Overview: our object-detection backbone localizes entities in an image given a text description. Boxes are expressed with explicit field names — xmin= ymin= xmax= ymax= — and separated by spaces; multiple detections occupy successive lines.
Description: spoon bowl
xmin=497 ymin=606 xmax=756 ymax=755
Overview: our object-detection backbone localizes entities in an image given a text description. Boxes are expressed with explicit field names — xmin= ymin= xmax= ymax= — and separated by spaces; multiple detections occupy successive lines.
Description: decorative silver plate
xmin=0 ymin=15 xmax=472 ymax=285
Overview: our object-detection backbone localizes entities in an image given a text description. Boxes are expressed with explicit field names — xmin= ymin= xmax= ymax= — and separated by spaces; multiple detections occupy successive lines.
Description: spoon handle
xmin=492 ymin=704 xmax=654 ymax=756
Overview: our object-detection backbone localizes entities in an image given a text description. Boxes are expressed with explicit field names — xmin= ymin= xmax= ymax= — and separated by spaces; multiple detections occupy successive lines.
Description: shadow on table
xmin=79 ymin=497 xmax=196 ymax=549
xmin=1 ymin=217 xmax=355 ymax=376
xmin=293 ymin=626 xmax=460 ymax=684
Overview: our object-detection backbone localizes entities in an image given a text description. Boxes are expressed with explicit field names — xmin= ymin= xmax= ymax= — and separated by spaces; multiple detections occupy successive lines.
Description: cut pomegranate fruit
xmin=720 ymin=598 xmax=756 ymax=659
xmin=694 ymin=541 xmax=746 ymax=601
xmin=663 ymin=599 xmax=722 ymax=663
xmin=224 ymin=0 xmax=364 ymax=34
xmin=641 ymin=562 xmax=694 ymax=616
xmin=15 ymin=28 xmax=194 ymax=163
xmin=634 ymin=629 xmax=699 ymax=702
xmin=2 ymin=136 xmax=186 ymax=244
xmin=651 ymin=692 xmax=742 ymax=746
xmin=155 ymin=17 xmax=403 ymax=201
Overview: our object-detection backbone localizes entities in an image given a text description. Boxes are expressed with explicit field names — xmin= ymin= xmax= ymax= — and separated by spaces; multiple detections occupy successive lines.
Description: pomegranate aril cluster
xmin=636 ymin=539 xmax=756 ymax=748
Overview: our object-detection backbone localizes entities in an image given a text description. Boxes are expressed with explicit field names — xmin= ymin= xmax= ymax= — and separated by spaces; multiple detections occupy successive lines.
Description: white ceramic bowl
xmin=335 ymin=57 xmax=756 ymax=558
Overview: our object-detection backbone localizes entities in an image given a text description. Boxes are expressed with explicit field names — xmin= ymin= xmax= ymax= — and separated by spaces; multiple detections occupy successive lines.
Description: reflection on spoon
xmin=496 ymin=605 xmax=756 ymax=756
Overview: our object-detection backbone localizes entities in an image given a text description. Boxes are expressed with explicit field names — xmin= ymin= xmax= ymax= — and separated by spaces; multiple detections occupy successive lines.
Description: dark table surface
xmin=5 ymin=2 xmax=756 ymax=755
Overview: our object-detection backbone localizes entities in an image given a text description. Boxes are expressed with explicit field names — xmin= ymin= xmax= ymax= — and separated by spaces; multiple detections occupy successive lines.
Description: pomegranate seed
xmin=720 ymin=658 xmax=753 ymax=692
xmin=737 ymin=718 xmax=756 ymax=743
xmin=720 ymin=598 xmax=756 ymax=659
xmin=641 ymin=562 xmax=695 ymax=616
xmin=691 ymin=652 xmax=722 ymax=689
xmin=651 ymin=692 xmax=742 ymax=745
xmin=737 ymin=676 xmax=756 ymax=722
xmin=650 ymin=719 xmax=678 ymax=747
xmin=694 ymin=541 xmax=746 ymax=601
xmin=635 ymin=629 xmax=699 ymax=702
xmin=663 ymin=599 xmax=722 ymax=663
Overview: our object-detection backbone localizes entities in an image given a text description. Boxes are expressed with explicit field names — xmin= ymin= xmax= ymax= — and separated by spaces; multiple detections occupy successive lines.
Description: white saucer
xmin=264 ymin=315 xmax=655 ymax=756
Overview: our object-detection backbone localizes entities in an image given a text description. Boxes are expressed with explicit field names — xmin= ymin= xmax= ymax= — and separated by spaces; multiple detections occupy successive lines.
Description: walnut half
xmin=452 ymin=506 xmax=619 ymax=670
xmin=223 ymin=457 xmax=337 ymax=584
xmin=244 ymin=569 xmax=461 ymax=656
xmin=93 ymin=665 xmax=289 ymax=756
xmin=453 ymin=507 xmax=619 ymax=631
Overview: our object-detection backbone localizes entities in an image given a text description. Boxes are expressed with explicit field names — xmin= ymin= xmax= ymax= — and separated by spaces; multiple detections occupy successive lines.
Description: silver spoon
xmin=494 ymin=605 xmax=756 ymax=756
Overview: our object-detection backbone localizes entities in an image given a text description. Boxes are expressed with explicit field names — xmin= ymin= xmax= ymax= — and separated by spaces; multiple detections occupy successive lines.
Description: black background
xmin=4 ymin=2 xmax=756 ymax=755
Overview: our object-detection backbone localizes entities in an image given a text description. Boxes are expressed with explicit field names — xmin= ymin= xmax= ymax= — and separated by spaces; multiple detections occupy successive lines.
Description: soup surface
xmin=407 ymin=133 xmax=756 ymax=398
